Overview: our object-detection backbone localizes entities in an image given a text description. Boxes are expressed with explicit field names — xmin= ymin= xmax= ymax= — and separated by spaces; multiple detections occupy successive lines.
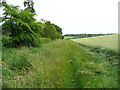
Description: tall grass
xmin=78 ymin=43 xmax=119 ymax=59
xmin=2 ymin=40 xmax=118 ymax=88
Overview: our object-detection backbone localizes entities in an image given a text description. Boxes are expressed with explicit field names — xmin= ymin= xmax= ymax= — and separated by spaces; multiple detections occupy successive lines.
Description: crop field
xmin=71 ymin=34 xmax=118 ymax=51
xmin=64 ymin=36 xmax=79 ymax=39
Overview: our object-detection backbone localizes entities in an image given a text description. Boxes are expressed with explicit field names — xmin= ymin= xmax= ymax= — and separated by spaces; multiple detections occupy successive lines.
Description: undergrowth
xmin=2 ymin=40 xmax=118 ymax=88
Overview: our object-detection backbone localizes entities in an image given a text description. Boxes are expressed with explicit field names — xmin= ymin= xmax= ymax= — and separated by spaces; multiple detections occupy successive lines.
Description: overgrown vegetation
xmin=1 ymin=1 xmax=118 ymax=89
xmin=2 ymin=40 xmax=118 ymax=88
xmin=1 ymin=2 xmax=63 ymax=47
xmin=77 ymin=43 xmax=118 ymax=64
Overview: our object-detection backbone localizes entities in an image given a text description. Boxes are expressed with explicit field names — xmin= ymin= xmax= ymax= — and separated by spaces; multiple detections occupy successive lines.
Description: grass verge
xmin=2 ymin=40 xmax=118 ymax=88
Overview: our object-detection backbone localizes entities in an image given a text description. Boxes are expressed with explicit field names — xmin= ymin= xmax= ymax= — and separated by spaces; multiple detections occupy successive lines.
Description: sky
xmin=0 ymin=0 xmax=119 ymax=34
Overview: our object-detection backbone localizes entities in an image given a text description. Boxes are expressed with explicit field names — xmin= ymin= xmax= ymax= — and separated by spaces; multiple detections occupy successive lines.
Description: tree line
xmin=1 ymin=2 xmax=63 ymax=47
xmin=64 ymin=33 xmax=115 ymax=38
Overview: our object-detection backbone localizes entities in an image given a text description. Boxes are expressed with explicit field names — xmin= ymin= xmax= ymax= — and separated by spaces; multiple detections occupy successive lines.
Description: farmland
xmin=2 ymin=40 xmax=118 ymax=88
xmin=71 ymin=34 xmax=118 ymax=51
xmin=64 ymin=36 xmax=78 ymax=39
xmin=1 ymin=1 xmax=119 ymax=89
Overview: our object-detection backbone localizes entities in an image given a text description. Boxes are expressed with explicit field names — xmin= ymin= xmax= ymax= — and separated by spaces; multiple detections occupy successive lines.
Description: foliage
xmin=2 ymin=3 xmax=43 ymax=47
xmin=24 ymin=0 xmax=35 ymax=13
xmin=43 ymin=21 xmax=63 ymax=40
xmin=52 ymin=24 xmax=62 ymax=39
xmin=2 ymin=36 xmax=13 ymax=47
xmin=56 ymin=32 xmax=62 ymax=39
xmin=1 ymin=3 xmax=63 ymax=47
xmin=0 ymin=17 xmax=2 ymax=22
xmin=43 ymin=21 xmax=57 ymax=40
xmin=53 ymin=24 xmax=62 ymax=34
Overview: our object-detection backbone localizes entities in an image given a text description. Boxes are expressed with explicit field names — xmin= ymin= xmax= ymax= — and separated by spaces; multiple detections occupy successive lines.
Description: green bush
xmin=2 ymin=36 xmax=13 ymax=47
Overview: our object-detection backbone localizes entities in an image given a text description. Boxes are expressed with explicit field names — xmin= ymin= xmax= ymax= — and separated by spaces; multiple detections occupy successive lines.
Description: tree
xmin=2 ymin=3 xmax=43 ymax=46
xmin=52 ymin=24 xmax=62 ymax=39
xmin=56 ymin=32 xmax=62 ymax=39
xmin=24 ymin=0 xmax=35 ymax=13
xmin=44 ymin=21 xmax=57 ymax=40
xmin=52 ymin=24 xmax=62 ymax=34
xmin=0 ymin=0 xmax=6 ymax=7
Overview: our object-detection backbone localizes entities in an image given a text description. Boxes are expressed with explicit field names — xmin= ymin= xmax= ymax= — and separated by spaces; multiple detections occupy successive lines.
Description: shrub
xmin=2 ymin=36 xmax=13 ymax=47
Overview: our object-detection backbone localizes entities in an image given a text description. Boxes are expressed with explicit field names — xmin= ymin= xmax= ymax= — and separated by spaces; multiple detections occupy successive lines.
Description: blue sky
xmin=0 ymin=0 xmax=119 ymax=34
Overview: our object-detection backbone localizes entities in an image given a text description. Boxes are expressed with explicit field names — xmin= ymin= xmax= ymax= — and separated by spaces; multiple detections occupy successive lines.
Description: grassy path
xmin=2 ymin=40 xmax=118 ymax=88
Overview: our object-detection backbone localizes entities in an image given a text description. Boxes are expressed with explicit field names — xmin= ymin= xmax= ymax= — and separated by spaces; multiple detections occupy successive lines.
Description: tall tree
xmin=44 ymin=21 xmax=57 ymax=40
xmin=2 ymin=3 xmax=43 ymax=46
xmin=52 ymin=24 xmax=62 ymax=39
xmin=0 ymin=0 xmax=6 ymax=7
